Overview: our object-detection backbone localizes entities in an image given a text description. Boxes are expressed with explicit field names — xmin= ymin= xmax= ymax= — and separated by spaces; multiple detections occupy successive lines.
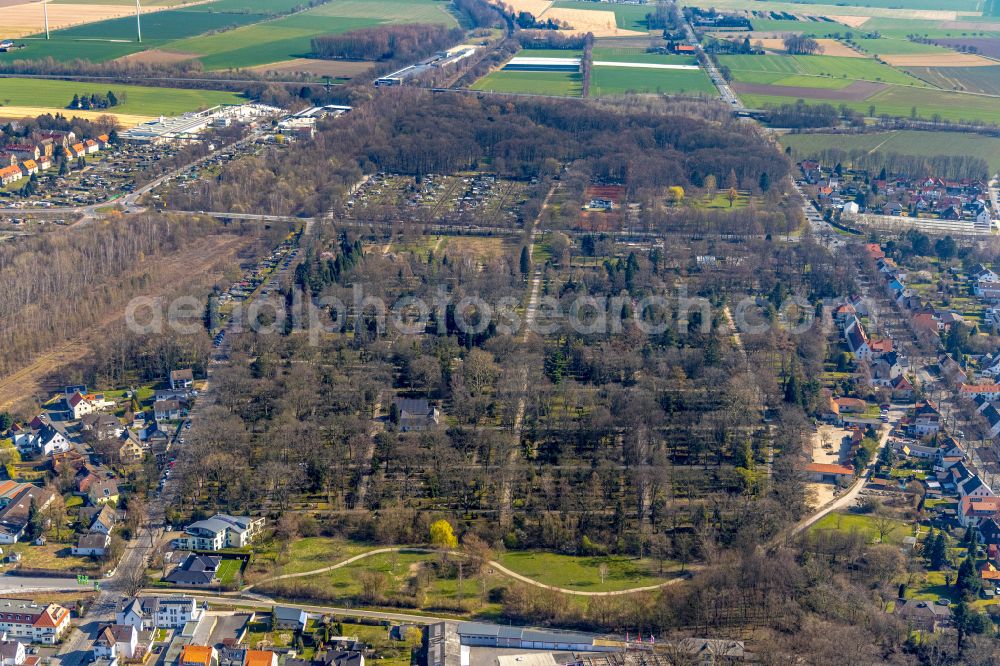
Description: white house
xmin=116 ymin=596 xmax=204 ymax=631
xmin=169 ymin=369 xmax=194 ymax=391
xmin=93 ymin=625 xmax=137 ymax=661
xmin=72 ymin=532 xmax=110 ymax=557
xmin=173 ymin=515 xmax=264 ymax=551
xmin=0 ymin=600 xmax=70 ymax=644
xmin=13 ymin=424 xmax=71 ymax=457
xmin=844 ymin=317 xmax=872 ymax=361
xmin=0 ymin=640 xmax=26 ymax=666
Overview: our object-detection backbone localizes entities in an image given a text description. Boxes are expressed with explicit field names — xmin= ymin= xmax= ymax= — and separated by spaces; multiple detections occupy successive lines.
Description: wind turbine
xmin=42 ymin=0 xmax=50 ymax=39
xmin=135 ymin=0 xmax=142 ymax=43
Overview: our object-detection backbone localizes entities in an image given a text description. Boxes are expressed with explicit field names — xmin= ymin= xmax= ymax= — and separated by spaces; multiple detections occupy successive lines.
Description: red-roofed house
xmin=0 ymin=165 xmax=21 ymax=186
xmin=960 ymin=495 xmax=1000 ymax=527
xmin=960 ymin=384 xmax=1000 ymax=401
xmin=835 ymin=397 xmax=867 ymax=413
xmin=0 ymin=600 xmax=70 ymax=643
xmin=806 ymin=463 xmax=854 ymax=483
xmin=865 ymin=243 xmax=885 ymax=260
xmin=912 ymin=312 xmax=941 ymax=336
xmin=4 ymin=145 xmax=38 ymax=161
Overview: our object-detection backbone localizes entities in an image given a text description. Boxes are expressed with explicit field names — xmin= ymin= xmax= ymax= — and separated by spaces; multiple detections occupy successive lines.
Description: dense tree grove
xmin=787 ymin=144 xmax=990 ymax=181
xmin=164 ymin=90 xmax=788 ymax=217
xmin=0 ymin=215 xmax=262 ymax=403
xmin=311 ymin=24 xmax=464 ymax=62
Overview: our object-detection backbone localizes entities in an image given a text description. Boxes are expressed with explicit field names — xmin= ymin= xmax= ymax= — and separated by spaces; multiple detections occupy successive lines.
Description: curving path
xmin=243 ymin=546 xmax=691 ymax=597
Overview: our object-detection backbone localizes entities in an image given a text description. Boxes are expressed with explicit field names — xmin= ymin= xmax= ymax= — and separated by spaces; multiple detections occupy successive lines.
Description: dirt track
xmin=0 ymin=233 xmax=250 ymax=413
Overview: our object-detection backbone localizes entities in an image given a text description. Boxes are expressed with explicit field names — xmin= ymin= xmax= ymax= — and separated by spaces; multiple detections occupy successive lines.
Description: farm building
xmin=502 ymin=56 xmax=581 ymax=72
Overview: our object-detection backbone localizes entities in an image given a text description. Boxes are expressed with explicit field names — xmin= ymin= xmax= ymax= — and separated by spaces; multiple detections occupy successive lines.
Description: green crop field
xmin=54 ymin=10 xmax=268 ymax=41
xmin=591 ymin=48 xmax=697 ymax=65
xmin=552 ymin=0 xmax=651 ymax=31
xmin=855 ymin=37 xmax=953 ymax=55
xmin=741 ymin=84 xmax=1000 ymax=125
xmin=796 ymin=0 xmax=978 ymax=8
xmin=472 ymin=70 xmax=583 ymax=96
xmin=166 ymin=15 xmax=379 ymax=69
xmin=747 ymin=18 xmax=849 ymax=34
xmin=184 ymin=0 xmax=321 ymax=13
xmin=519 ymin=48 xmax=584 ymax=58
xmin=719 ymin=54 xmax=923 ymax=85
xmin=906 ymin=65 xmax=1000 ymax=95
xmin=0 ymin=39 xmax=145 ymax=64
xmin=1 ymin=0 xmax=457 ymax=69
xmin=0 ymin=78 xmax=243 ymax=115
xmin=779 ymin=130 xmax=1000 ymax=173
xmin=591 ymin=66 xmax=717 ymax=96
xmin=305 ymin=0 xmax=459 ymax=24
xmin=164 ymin=0 xmax=457 ymax=70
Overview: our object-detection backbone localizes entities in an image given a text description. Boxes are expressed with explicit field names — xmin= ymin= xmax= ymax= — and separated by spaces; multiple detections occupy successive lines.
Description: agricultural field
xmin=165 ymin=15 xmax=379 ymax=70
xmin=745 ymin=17 xmax=849 ymax=34
xmin=0 ymin=0 xmax=458 ymax=70
xmin=779 ymin=0 xmax=980 ymax=10
xmin=591 ymin=66 xmax=716 ymax=96
xmin=718 ymin=54 xmax=923 ymax=85
xmin=906 ymin=64 xmax=1000 ymax=94
xmin=855 ymin=36 xmax=955 ymax=55
xmin=742 ymin=85 xmax=1000 ymax=124
xmin=591 ymin=48 xmax=697 ymax=65
xmin=54 ymin=10 xmax=268 ymax=41
xmin=472 ymin=70 xmax=583 ymax=96
xmin=0 ymin=77 xmax=243 ymax=118
xmin=932 ymin=36 xmax=1000 ymax=58
xmin=551 ymin=0 xmax=652 ymax=31
xmin=779 ymin=130 xmax=1000 ymax=173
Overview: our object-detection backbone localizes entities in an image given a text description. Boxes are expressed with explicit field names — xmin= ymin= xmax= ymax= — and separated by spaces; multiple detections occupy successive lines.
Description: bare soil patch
xmin=249 ymin=58 xmax=372 ymax=78
xmin=492 ymin=0 xmax=551 ymax=16
xmin=733 ymin=79 xmax=886 ymax=101
xmin=539 ymin=7 xmax=646 ymax=37
xmin=828 ymin=15 xmax=870 ymax=28
xmin=115 ymin=49 xmax=198 ymax=65
xmin=0 ymin=106 xmax=152 ymax=126
xmin=756 ymin=37 xmax=864 ymax=58
xmin=882 ymin=52 xmax=997 ymax=67
xmin=0 ymin=232 xmax=250 ymax=413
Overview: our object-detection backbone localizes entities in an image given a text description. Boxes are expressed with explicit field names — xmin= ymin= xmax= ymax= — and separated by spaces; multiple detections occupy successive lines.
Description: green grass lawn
xmin=780 ymin=130 xmax=1000 ymax=174
xmin=278 ymin=537 xmax=374 ymax=575
xmin=551 ymin=0 xmax=652 ymax=31
xmin=692 ymin=192 xmax=751 ymax=210
xmin=216 ymin=558 xmax=243 ymax=586
xmin=811 ymin=511 xmax=913 ymax=545
xmin=471 ymin=71 xmax=583 ymax=96
xmin=0 ymin=78 xmax=243 ymax=116
xmin=591 ymin=66 xmax=717 ymax=96
xmin=496 ymin=551 xmax=676 ymax=591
